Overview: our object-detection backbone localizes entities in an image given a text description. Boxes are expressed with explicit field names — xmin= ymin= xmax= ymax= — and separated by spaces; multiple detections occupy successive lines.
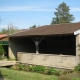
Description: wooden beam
xmin=31 ymin=36 xmax=45 ymax=54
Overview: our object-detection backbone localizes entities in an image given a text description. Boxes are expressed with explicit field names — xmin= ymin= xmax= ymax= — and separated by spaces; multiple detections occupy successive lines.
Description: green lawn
xmin=0 ymin=68 xmax=58 ymax=80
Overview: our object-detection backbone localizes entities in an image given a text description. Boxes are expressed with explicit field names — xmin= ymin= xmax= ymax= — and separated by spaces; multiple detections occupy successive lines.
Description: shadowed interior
xmin=9 ymin=35 xmax=76 ymax=58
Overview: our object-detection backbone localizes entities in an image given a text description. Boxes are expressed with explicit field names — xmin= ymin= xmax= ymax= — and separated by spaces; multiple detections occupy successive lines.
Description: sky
xmin=0 ymin=0 xmax=80 ymax=29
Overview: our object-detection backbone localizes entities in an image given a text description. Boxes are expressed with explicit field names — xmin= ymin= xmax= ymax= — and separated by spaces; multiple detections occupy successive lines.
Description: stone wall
xmin=17 ymin=52 xmax=76 ymax=69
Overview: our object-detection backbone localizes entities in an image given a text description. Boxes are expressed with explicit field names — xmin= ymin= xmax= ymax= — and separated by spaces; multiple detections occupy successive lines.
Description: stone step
xmin=0 ymin=61 xmax=19 ymax=66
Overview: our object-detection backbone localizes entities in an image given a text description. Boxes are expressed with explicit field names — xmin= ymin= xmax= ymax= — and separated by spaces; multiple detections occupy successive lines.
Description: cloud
xmin=0 ymin=25 xmax=8 ymax=28
xmin=70 ymin=8 xmax=80 ymax=12
xmin=0 ymin=6 xmax=35 ymax=11
xmin=0 ymin=6 xmax=54 ymax=12
xmin=1 ymin=6 xmax=80 ymax=12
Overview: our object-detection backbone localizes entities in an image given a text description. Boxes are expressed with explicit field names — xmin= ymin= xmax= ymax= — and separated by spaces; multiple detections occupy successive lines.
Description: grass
xmin=0 ymin=67 xmax=58 ymax=80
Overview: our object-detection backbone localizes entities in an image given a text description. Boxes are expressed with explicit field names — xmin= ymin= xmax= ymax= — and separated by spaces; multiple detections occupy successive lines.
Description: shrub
xmin=27 ymin=65 xmax=47 ymax=73
xmin=74 ymin=64 xmax=80 ymax=71
xmin=47 ymin=67 xmax=57 ymax=75
xmin=28 ymin=65 xmax=35 ymax=72
xmin=33 ymin=65 xmax=46 ymax=73
xmin=19 ymin=64 xmax=25 ymax=70
xmin=10 ymin=64 xmax=64 ymax=76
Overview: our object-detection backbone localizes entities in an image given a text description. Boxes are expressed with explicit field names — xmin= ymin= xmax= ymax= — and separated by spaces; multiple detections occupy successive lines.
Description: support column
xmin=76 ymin=34 xmax=80 ymax=65
xmin=31 ymin=36 xmax=44 ymax=54
xmin=35 ymin=38 xmax=39 ymax=54
xmin=9 ymin=39 xmax=16 ymax=59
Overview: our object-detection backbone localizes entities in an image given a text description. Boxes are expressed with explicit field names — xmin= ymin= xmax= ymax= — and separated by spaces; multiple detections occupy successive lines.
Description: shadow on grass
xmin=0 ymin=71 xmax=4 ymax=80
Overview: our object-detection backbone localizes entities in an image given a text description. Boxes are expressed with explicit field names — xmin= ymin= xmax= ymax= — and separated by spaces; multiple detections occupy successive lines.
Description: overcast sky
xmin=0 ymin=0 xmax=80 ymax=29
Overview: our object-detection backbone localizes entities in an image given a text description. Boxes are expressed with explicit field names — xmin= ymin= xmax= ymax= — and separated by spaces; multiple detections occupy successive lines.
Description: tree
xmin=51 ymin=2 xmax=75 ymax=24
xmin=30 ymin=25 xmax=36 ymax=29
xmin=0 ymin=45 xmax=6 ymax=58
xmin=0 ymin=23 xmax=19 ymax=34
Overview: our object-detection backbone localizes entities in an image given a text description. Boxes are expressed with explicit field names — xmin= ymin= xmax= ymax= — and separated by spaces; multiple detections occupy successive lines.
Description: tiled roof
xmin=0 ymin=34 xmax=8 ymax=39
xmin=10 ymin=22 xmax=80 ymax=37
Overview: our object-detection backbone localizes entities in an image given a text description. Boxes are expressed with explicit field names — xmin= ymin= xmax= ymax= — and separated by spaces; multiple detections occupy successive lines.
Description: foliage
xmin=30 ymin=25 xmax=36 ymax=29
xmin=12 ymin=64 xmax=58 ymax=75
xmin=21 ymin=65 xmax=55 ymax=74
xmin=33 ymin=65 xmax=46 ymax=73
xmin=28 ymin=65 xmax=35 ymax=71
xmin=74 ymin=64 xmax=80 ymax=71
xmin=0 ymin=45 xmax=6 ymax=55
xmin=19 ymin=64 xmax=25 ymax=70
xmin=11 ymin=64 xmax=75 ymax=76
xmin=47 ymin=67 xmax=58 ymax=75
xmin=0 ymin=23 xmax=19 ymax=34
xmin=51 ymin=2 xmax=75 ymax=24
xmin=28 ymin=65 xmax=46 ymax=72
